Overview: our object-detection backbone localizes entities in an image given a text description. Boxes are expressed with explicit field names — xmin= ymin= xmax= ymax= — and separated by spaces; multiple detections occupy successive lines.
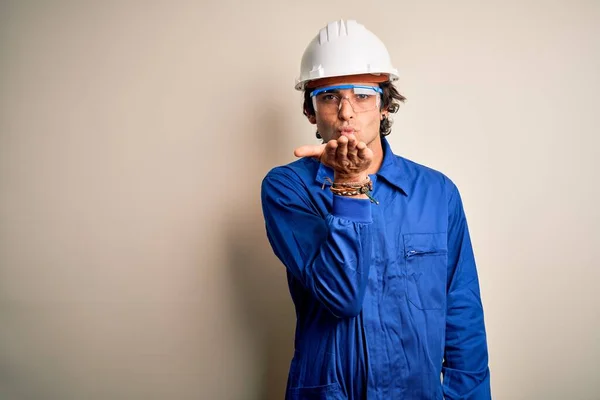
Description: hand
xmin=294 ymin=134 xmax=373 ymax=182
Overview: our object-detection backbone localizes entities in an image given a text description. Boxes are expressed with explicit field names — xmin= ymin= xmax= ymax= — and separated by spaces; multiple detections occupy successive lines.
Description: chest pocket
xmin=403 ymin=233 xmax=448 ymax=310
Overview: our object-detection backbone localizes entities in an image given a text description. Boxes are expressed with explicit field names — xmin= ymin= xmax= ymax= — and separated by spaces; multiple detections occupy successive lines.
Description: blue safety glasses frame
xmin=310 ymin=84 xmax=383 ymax=114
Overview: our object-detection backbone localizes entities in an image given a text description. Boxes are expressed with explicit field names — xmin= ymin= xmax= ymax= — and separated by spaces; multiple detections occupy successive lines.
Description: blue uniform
xmin=261 ymin=138 xmax=490 ymax=399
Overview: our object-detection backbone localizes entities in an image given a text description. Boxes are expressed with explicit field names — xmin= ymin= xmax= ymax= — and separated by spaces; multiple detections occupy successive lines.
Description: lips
xmin=338 ymin=128 xmax=357 ymax=136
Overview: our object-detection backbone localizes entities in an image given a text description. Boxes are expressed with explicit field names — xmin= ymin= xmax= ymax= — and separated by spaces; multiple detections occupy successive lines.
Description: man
xmin=261 ymin=20 xmax=490 ymax=399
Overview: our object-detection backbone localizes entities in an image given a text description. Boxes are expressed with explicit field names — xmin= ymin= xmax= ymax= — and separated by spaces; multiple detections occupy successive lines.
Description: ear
xmin=306 ymin=114 xmax=317 ymax=125
xmin=381 ymin=110 xmax=389 ymax=120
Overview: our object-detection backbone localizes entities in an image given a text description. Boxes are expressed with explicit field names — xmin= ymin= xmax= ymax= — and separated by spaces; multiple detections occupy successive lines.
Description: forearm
xmin=442 ymin=276 xmax=490 ymax=399
xmin=301 ymin=196 xmax=373 ymax=317
xmin=262 ymin=171 xmax=374 ymax=318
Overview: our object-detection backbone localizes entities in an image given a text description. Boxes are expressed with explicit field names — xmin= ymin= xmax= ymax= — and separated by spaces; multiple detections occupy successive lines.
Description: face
xmin=307 ymin=75 xmax=388 ymax=147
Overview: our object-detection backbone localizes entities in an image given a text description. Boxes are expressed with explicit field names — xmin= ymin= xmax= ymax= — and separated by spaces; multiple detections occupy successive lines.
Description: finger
xmin=346 ymin=134 xmax=358 ymax=153
xmin=294 ymin=144 xmax=326 ymax=158
xmin=337 ymin=135 xmax=348 ymax=160
xmin=346 ymin=134 xmax=358 ymax=150
xmin=325 ymin=140 xmax=338 ymax=161
xmin=346 ymin=135 xmax=359 ymax=163
xmin=356 ymin=142 xmax=373 ymax=160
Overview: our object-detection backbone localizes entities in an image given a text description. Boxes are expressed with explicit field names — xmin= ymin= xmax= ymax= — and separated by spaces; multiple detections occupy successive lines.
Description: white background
xmin=1 ymin=1 xmax=599 ymax=398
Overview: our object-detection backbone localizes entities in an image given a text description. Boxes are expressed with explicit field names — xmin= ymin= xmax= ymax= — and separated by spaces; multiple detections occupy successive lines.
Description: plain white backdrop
xmin=0 ymin=1 xmax=598 ymax=399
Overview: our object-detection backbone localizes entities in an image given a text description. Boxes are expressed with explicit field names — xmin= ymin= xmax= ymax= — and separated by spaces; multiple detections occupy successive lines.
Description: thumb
xmin=294 ymin=144 xmax=326 ymax=159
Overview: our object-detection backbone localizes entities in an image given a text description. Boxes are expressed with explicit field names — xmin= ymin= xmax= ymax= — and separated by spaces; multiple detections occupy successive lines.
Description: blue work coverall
xmin=261 ymin=138 xmax=491 ymax=399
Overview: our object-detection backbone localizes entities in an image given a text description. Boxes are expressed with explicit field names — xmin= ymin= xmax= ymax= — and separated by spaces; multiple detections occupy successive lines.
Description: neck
xmin=366 ymin=135 xmax=384 ymax=175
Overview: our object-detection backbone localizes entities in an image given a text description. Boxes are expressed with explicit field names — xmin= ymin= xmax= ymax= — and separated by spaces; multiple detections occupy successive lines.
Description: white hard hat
xmin=295 ymin=20 xmax=399 ymax=91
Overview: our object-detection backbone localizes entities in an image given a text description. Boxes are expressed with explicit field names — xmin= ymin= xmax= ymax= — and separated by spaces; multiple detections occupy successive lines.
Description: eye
xmin=354 ymin=93 xmax=375 ymax=103
xmin=318 ymin=93 xmax=339 ymax=103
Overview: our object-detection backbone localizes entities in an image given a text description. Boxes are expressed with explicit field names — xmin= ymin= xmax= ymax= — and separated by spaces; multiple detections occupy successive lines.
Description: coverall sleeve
xmin=260 ymin=167 xmax=373 ymax=318
xmin=442 ymin=183 xmax=491 ymax=399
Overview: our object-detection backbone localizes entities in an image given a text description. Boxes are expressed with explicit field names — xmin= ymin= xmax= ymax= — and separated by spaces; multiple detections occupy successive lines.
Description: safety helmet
xmin=295 ymin=20 xmax=399 ymax=91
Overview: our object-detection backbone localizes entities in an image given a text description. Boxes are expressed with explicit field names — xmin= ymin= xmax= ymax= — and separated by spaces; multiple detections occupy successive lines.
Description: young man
xmin=261 ymin=20 xmax=491 ymax=399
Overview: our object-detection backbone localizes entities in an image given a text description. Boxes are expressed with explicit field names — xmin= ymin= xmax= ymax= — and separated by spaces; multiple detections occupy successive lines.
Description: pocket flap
xmin=288 ymin=382 xmax=344 ymax=399
xmin=403 ymin=232 xmax=447 ymax=257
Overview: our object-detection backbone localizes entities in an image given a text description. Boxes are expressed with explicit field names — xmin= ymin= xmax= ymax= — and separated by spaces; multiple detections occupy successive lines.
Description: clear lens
xmin=311 ymin=85 xmax=382 ymax=114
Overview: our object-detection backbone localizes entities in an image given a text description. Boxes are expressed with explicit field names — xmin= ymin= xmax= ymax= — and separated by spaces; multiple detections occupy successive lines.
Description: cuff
xmin=332 ymin=195 xmax=372 ymax=223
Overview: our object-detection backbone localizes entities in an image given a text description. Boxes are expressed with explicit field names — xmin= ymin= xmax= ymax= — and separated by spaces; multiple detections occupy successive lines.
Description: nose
xmin=337 ymin=97 xmax=355 ymax=120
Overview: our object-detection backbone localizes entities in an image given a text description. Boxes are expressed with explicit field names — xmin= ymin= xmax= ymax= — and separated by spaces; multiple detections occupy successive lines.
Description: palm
xmin=294 ymin=134 xmax=373 ymax=179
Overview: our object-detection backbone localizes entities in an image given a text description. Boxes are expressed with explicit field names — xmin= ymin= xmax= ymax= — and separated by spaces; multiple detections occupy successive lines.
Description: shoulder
xmin=261 ymin=157 xmax=319 ymax=198
xmin=393 ymin=153 xmax=458 ymax=194
xmin=263 ymin=157 xmax=319 ymax=186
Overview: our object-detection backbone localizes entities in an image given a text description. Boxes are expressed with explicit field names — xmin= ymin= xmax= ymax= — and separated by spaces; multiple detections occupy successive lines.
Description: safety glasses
xmin=310 ymin=84 xmax=383 ymax=114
